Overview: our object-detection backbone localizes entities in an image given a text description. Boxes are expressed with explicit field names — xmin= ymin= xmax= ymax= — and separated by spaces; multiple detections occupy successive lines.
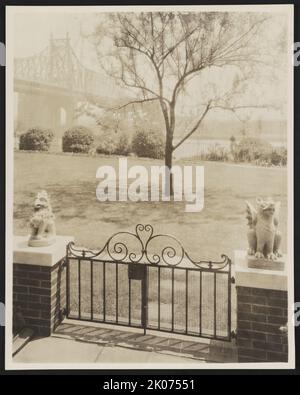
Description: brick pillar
xmin=13 ymin=235 xmax=73 ymax=337
xmin=235 ymin=250 xmax=288 ymax=363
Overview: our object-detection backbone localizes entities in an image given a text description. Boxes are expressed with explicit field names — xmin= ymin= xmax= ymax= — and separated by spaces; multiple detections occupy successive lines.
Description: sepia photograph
xmin=5 ymin=4 xmax=294 ymax=369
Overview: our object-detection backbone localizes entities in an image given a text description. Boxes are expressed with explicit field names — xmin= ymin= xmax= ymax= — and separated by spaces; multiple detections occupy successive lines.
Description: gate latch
xmin=128 ymin=263 xmax=146 ymax=280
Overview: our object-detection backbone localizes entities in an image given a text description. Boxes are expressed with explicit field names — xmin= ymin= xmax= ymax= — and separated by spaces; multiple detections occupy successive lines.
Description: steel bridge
xmin=14 ymin=35 xmax=105 ymax=133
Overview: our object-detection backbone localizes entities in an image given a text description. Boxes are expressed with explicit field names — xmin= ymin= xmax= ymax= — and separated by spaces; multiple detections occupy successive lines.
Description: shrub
xmin=19 ymin=127 xmax=54 ymax=151
xmin=270 ymin=147 xmax=287 ymax=166
xmin=96 ymin=132 xmax=131 ymax=156
xmin=96 ymin=134 xmax=117 ymax=155
xmin=62 ymin=126 xmax=94 ymax=153
xmin=114 ymin=133 xmax=131 ymax=156
xmin=232 ymin=137 xmax=272 ymax=163
xmin=132 ymin=130 xmax=165 ymax=159
xmin=203 ymin=144 xmax=230 ymax=162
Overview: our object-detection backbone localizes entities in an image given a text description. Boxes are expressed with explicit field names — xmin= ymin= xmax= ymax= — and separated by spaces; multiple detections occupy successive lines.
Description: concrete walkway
xmin=13 ymin=321 xmax=237 ymax=364
xmin=14 ymin=336 xmax=203 ymax=364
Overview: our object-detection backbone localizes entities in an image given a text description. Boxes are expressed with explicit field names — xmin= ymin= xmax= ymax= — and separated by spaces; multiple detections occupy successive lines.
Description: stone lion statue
xmin=28 ymin=190 xmax=56 ymax=247
xmin=246 ymin=197 xmax=281 ymax=261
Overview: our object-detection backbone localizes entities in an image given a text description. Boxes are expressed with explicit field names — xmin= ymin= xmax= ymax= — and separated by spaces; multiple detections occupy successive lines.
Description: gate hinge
xmin=231 ymin=276 xmax=235 ymax=284
xmin=59 ymin=308 xmax=67 ymax=322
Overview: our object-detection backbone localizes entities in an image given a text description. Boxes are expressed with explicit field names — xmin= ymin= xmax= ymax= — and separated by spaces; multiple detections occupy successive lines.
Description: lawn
xmin=13 ymin=151 xmax=287 ymax=338
xmin=14 ymin=151 xmax=287 ymax=260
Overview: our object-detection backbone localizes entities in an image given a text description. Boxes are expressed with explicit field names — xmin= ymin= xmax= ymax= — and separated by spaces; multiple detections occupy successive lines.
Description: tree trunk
xmin=165 ymin=133 xmax=174 ymax=196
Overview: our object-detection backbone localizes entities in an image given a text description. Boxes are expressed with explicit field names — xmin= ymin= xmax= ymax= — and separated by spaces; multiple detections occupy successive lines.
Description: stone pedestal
xmin=247 ymin=254 xmax=286 ymax=271
xmin=235 ymin=250 xmax=288 ymax=363
xmin=13 ymin=235 xmax=73 ymax=336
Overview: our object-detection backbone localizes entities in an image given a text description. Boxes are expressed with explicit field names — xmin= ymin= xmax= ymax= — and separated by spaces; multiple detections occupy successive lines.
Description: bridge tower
xmin=14 ymin=33 xmax=91 ymax=141
xmin=16 ymin=91 xmax=75 ymax=135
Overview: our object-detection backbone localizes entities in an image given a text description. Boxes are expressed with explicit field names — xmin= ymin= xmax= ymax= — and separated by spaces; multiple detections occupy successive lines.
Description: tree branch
xmin=209 ymin=103 xmax=273 ymax=122
xmin=173 ymin=102 xmax=272 ymax=152
xmin=173 ymin=102 xmax=211 ymax=151
xmin=114 ymin=97 xmax=160 ymax=110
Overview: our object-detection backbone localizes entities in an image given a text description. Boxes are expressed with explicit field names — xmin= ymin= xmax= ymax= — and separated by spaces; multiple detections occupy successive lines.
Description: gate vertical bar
xmin=66 ymin=246 xmax=70 ymax=318
xmin=171 ymin=268 xmax=174 ymax=332
xmin=214 ymin=272 xmax=217 ymax=338
xmin=90 ymin=260 xmax=93 ymax=321
xmin=228 ymin=259 xmax=232 ymax=341
xmin=185 ymin=270 xmax=189 ymax=334
xmin=103 ymin=262 xmax=106 ymax=322
xmin=158 ymin=266 xmax=161 ymax=330
xmin=141 ymin=266 xmax=148 ymax=335
xmin=78 ymin=259 xmax=81 ymax=319
xmin=116 ymin=263 xmax=119 ymax=323
xmin=128 ymin=278 xmax=131 ymax=325
xmin=199 ymin=271 xmax=202 ymax=336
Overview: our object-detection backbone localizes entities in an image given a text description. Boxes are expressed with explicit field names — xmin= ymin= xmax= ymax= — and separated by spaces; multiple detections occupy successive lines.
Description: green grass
xmin=14 ymin=151 xmax=287 ymax=337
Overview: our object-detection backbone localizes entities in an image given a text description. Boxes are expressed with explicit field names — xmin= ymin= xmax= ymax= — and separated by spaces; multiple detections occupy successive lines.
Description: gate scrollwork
xmin=67 ymin=224 xmax=230 ymax=270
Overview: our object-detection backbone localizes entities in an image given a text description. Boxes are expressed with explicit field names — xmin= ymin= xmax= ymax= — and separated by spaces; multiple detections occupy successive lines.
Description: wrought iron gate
xmin=65 ymin=224 xmax=235 ymax=341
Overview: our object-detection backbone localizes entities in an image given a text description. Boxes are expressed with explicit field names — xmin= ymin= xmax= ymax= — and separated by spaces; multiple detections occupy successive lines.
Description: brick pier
xmin=235 ymin=250 xmax=288 ymax=363
xmin=13 ymin=235 xmax=73 ymax=336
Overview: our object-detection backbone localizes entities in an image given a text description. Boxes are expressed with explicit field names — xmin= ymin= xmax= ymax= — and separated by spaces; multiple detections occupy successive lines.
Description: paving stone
xmin=56 ymin=323 xmax=73 ymax=331
xmin=180 ymin=341 xmax=200 ymax=350
xmin=72 ymin=327 xmax=101 ymax=335
xmin=142 ymin=337 xmax=169 ymax=346
xmin=56 ymin=325 xmax=88 ymax=334
xmin=152 ymin=338 xmax=178 ymax=347
xmin=49 ymin=322 xmax=238 ymax=363
xmin=84 ymin=329 xmax=112 ymax=338
xmin=113 ymin=332 xmax=142 ymax=340
xmin=95 ymin=346 xmax=151 ymax=363
xmin=128 ymin=334 xmax=155 ymax=343
xmin=183 ymin=343 xmax=210 ymax=353
xmin=13 ymin=328 xmax=35 ymax=356
xmin=158 ymin=340 xmax=184 ymax=350
xmin=98 ymin=330 xmax=125 ymax=339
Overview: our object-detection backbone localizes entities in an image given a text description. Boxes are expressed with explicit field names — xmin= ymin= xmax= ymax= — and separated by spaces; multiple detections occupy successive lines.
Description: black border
xmin=0 ymin=0 xmax=299 ymax=378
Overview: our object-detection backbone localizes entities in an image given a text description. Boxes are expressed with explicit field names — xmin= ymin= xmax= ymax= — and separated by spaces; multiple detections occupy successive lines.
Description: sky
xmin=14 ymin=13 xmax=99 ymax=68
xmin=12 ymin=10 xmax=291 ymax=124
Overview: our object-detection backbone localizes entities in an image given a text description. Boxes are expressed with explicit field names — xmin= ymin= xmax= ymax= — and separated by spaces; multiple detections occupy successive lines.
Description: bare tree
xmin=94 ymin=11 xmax=275 ymax=194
